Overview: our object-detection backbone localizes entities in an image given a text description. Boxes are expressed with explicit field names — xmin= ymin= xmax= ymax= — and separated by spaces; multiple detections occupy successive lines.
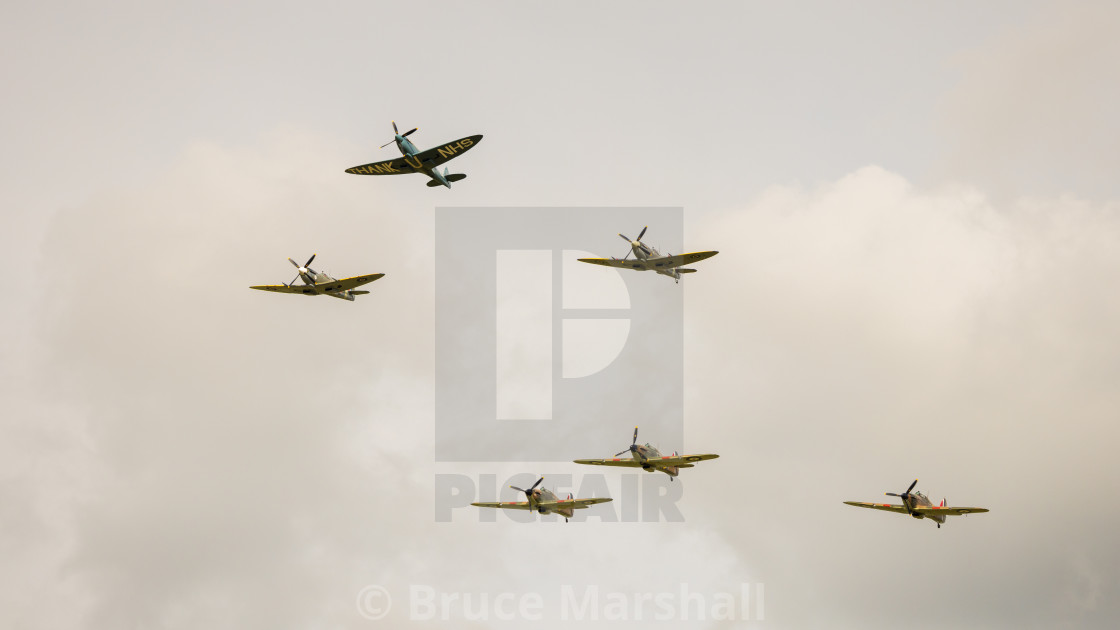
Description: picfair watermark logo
xmin=434 ymin=207 xmax=685 ymax=463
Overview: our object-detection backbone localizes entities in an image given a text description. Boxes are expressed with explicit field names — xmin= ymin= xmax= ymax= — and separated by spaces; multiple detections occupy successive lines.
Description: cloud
xmin=940 ymin=3 xmax=1120 ymax=199
xmin=10 ymin=128 xmax=1120 ymax=628
xmin=687 ymin=165 xmax=1120 ymax=628
xmin=18 ymin=130 xmax=760 ymax=629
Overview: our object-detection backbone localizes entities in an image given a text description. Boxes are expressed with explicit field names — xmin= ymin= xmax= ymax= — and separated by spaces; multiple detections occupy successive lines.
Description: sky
xmin=3 ymin=1 xmax=1120 ymax=628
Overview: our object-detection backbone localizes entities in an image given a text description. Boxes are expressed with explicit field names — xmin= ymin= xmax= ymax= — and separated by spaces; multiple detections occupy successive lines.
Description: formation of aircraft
xmin=573 ymin=427 xmax=719 ymax=480
xmin=344 ymin=121 xmax=483 ymax=188
xmin=249 ymin=255 xmax=384 ymax=302
xmin=844 ymin=479 xmax=990 ymax=528
xmin=250 ymin=118 xmax=992 ymax=532
xmin=577 ymin=226 xmax=718 ymax=283
xmin=470 ymin=477 xmax=612 ymax=522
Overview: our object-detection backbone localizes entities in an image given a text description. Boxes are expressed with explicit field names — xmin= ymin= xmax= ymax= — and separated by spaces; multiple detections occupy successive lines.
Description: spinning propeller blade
xmin=381 ymin=121 xmax=418 ymax=148
xmin=618 ymin=227 xmax=652 ymax=257
xmin=885 ymin=479 xmax=920 ymax=513
xmin=286 ymin=255 xmax=315 ymax=285
xmin=614 ymin=427 xmax=640 ymax=457
xmin=510 ymin=477 xmax=545 ymax=502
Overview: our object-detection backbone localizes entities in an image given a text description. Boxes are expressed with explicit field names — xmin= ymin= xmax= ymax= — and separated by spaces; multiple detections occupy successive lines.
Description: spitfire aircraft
xmin=249 ymin=255 xmax=384 ymax=302
xmin=471 ymin=476 xmax=612 ymax=523
xmin=844 ymin=479 xmax=989 ymax=529
xmin=573 ymin=427 xmax=719 ymax=480
xmin=577 ymin=226 xmax=718 ymax=283
xmin=344 ymin=121 xmax=482 ymax=188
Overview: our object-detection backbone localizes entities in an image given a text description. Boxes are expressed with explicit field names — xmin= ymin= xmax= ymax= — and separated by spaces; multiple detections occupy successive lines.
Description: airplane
xmin=577 ymin=226 xmax=718 ymax=283
xmin=344 ymin=121 xmax=482 ymax=188
xmin=249 ymin=254 xmax=384 ymax=302
xmin=573 ymin=427 xmax=719 ymax=480
xmin=844 ymin=479 xmax=989 ymax=529
xmin=471 ymin=476 xmax=612 ymax=523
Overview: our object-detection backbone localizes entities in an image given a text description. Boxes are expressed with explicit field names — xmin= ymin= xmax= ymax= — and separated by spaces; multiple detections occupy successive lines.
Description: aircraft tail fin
xmin=941 ymin=498 xmax=946 ymax=507
xmin=678 ymin=268 xmax=698 ymax=274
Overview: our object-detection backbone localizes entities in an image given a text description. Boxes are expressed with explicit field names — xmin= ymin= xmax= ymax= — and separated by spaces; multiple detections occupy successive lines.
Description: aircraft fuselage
xmin=526 ymin=487 xmax=575 ymax=519
xmin=394 ymin=135 xmax=451 ymax=188
xmin=901 ymin=491 xmax=946 ymax=525
xmin=295 ymin=267 xmax=357 ymax=301
xmin=629 ymin=241 xmax=682 ymax=282
xmin=630 ymin=443 xmax=680 ymax=478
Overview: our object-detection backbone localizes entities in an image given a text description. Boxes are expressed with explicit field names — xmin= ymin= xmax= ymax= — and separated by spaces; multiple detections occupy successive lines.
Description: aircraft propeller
xmin=885 ymin=479 xmax=919 ymax=514
xmin=618 ymin=226 xmax=651 ymax=259
xmin=380 ymin=121 xmax=418 ymax=148
xmin=614 ymin=426 xmax=641 ymax=458
xmin=287 ymin=254 xmax=316 ymax=286
xmin=510 ymin=477 xmax=544 ymax=504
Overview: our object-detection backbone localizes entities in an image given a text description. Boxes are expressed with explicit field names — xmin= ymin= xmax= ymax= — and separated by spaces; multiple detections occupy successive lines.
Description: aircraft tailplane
xmin=351 ymin=290 xmax=370 ymax=295
xmin=446 ymin=173 xmax=467 ymax=183
xmin=677 ymin=268 xmax=698 ymax=274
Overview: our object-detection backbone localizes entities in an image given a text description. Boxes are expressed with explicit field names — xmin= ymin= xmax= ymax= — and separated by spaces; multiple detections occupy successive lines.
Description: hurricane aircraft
xmin=577 ymin=226 xmax=718 ymax=283
xmin=844 ymin=479 xmax=989 ymax=529
xmin=344 ymin=122 xmax=482 ymax=188
xmin=573 ymin=427 xmax=719 ymax=480
xmin=471 ymin=476 xmax=612 ymax=523
xmin=249 ymin=254 xmax=384 ymax=302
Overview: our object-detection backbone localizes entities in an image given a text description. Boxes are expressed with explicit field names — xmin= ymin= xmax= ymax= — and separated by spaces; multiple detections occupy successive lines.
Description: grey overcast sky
xmin=3 ymin=1 xmax=1120 ymax=628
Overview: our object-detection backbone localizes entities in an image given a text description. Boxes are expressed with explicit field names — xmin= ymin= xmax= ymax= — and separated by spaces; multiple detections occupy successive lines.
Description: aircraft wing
xmin=913 ymin=506 xmax=989 ymax=517
xmin=410 ymin=135 xmax=483 ymax=169
xmin=578 ymin=251 xmax=718 ymax=271
xmin=646 ymin=453 xmax=719 ymax=467
xmin=573 ymin=458 xmax=643 ymax=468
xmin=250 ymin=284 xmax=315 ymax=294
xmin=576 ymin=454 xmax=719 ymax=467
xmin=316 ymin=273 xmax=385 ymax=293
xmin=538 ymin=497 xmax=613 ymax=510
xmin=843 ymin=501 xmax=910 ymax=514
xmin=471 ymin=501 xmax=534 ymax=510
xmin=577 ymin=258 xmax=648 ymax=270
xmin=344 ymin=157 xmax=416 ymax=176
